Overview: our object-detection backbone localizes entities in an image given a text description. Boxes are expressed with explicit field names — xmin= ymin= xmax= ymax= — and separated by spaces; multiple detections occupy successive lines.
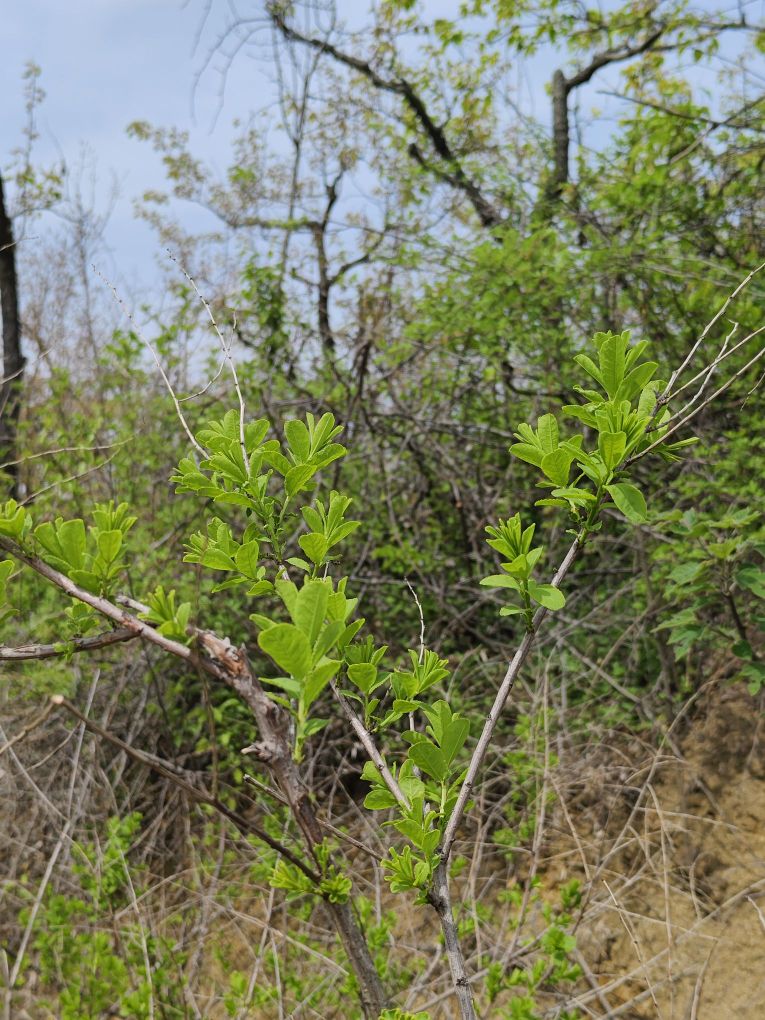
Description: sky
xmin=1 ymin=0 xmax=469 ymax=298
xmin=1 ymin=0 xmax=745 ymax=301
xmin=1 ymin=0 xmax=291 ymax=291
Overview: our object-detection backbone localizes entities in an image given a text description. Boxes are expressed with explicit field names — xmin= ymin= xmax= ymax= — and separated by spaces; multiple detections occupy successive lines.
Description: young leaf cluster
xmin=34 ymin=501 xmax=136 ymax=597
xmin=363 ymin=698 xmax=470 ymax=897
xmin=483 ymin=332 xmax=695 ymax=620
xmin=172 ymin=409 xmax=350 ymax=567
xmin=253 ymin=577 xmax=362 ymax=759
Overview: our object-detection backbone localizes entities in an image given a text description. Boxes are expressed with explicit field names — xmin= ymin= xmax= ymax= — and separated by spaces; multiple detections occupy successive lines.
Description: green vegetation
xmin=0 ymin=2 xmax=763 ymax=1017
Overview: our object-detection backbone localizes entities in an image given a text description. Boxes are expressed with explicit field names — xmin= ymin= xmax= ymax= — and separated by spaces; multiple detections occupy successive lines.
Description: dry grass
xmin=1 ymin=650 xmax=765 ymax=1018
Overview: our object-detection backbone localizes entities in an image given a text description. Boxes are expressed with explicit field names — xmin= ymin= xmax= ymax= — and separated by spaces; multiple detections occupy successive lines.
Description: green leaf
xmin=197 ymin=549 xmax=237 ymax=571
xmin=338 ymin=619 xmax=365 ymax=648
xmin=293 ymin=580 xmax=330 ymax=645
xmin=668 ymin=562 xmax=703 ymax=585
xmin=598 ymin=431 xmax=627 ymax=471
xmin=58 ymin=520 xmax=88 ymax=568
xmin=527 ymin=581 xmax=565 ymax=610
xmin=598 ymin=334 xmax=626 ymax=398
xmin=262 ymin=447 xmax=291 ymax=476
xmin=551 ymin=486 xmax=597 ymax=503
xmin=36 ymin=519 xmax=86 ymax=571
xmin=250 ymin=612 xmax=276 ymax=631
xmin=285 ymin=464 xmax=317 ymax=497
xmin=364 ymin=788 xmax=398 ymax=810
xmin=234 ymin=540 xmax=261 ymax=578
xmin=360 ymin=760 xmax=383 ymax=785
xmin=314 ymin=443 xmax=346 ymax=469
xmin=742 ymin=661 xmax=765 ymax=695
xmin=573 ymin=353 xmax=603 ymax=388
xmin=408 ymin=741 xmax=449 ymax=782
xmin=395 ymin=818 xmax=433 ymax=850
xmin=303 ymin=659 xmax=341 ymax=708
xmin=302 ymin=717 xmax=329 ymax=738
xmin=618 ymin=361 xmax=658 ymax=401
xmin=399 ymin=775 xmax=426 ymax=802
xmin=96 ymin=529 xmax=123 ymax=564
xmin=540 ymin=449 xmax=572 ymax=487
xmin=299 ymin=532 xmax=329 ymax=565
xmin=260 ymin=676 xmax=301 ymax=697
xmin=606 ymin=482 xmax=647 ymax=524
xmin=509 ymin=443 xmax=544 ymax=468
xmin=440 ymin=718 xmax=470 ymax=765
xmin=213 ymin=491 xmax=252 ymax=507
xmin=275 ymin=579 xmax=298 ymax=617
xmin=211 ymin=576 xmax=247 ymax=593
xmin=69 ymin=569 xmax=101 ymax=593
xmin=207 ymin=449 xmax=247 ymax=484
xmin=392 ymin=699 xmax=421 ymax=715
xmin=737 ymin=566 xmax=765 ymax=599
xmin=563 ymin=403 xmax=598 ymax=428
xmin=422 ymin=700 xmax=451 ymax=744
xmin=348 ymin=662 xmax=377 ymax=694
xmin=0 ymin=503 xmax=26 ymax=539
xmin=480 ymin=574 xmax=521 ymax=590
xmin=537 ymin=413 xmax=559 ymax=453
xmin=286 ymin=556 xmax=311 ymax=571
xmin=258 ymin=624 xmax=312 ymax=679
xmin=0 ymin=559 xmax=15 ymax=615
xmin=285 ymin=419 xmax=311 ymax=461
xmin=312 ymin=620 xmax=344 ymax=660
xmin=503 ymin=552 xmax=532 ymax=580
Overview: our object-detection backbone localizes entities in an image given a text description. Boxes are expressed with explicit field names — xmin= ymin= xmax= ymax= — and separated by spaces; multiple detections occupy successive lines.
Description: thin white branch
xmin=665 ymin=319 xmax=738 ymax=424
xmin=330 ymin=681 xmax=411 ymax=812
xmin=167 ymin=250 xmax=248 ymax=463
xmin=660 ymin=261 xmax=765 ymax=404
xmin=665 ymin=321 xmax=765 ymax=409
xmin=636 ymin=341 xmax=765 ymax=462
xmin=94 ymin=265 xmax=205 ymax=457
xmin=404 ymin=576 xmax=426 ymax=665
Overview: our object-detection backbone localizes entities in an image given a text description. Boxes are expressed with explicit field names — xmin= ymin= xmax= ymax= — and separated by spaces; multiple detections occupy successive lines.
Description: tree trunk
xmin=0 ymin=172 xmax=23 ymax=498
xmin=549 ymin=70 xmax=570 ymax=198
xmin=242 ymin=666 xmax=389 ymax=1018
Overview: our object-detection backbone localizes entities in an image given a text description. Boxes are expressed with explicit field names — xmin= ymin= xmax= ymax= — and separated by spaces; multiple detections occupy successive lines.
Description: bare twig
xmin=330 ymin=681 xmax=411 ymax=812
xmin=0 ymin=700 xmax=58 ymax=758
xmin=660 ymin=261 xmax=765 ymax=405
xmin=94 ymin=265 xmax=206 ymax=457
xmin=167 ymin=250 xmax=248 ymax=462
xmin=405 ymin=576 xmax=426 ymax=664
xmin=0 ymin=627 xmax=137 ymax=660
xmin=635 ymin=340 xmax=765 ymax=463
xmin=267 ymin=5 xmax=502 ymax=228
